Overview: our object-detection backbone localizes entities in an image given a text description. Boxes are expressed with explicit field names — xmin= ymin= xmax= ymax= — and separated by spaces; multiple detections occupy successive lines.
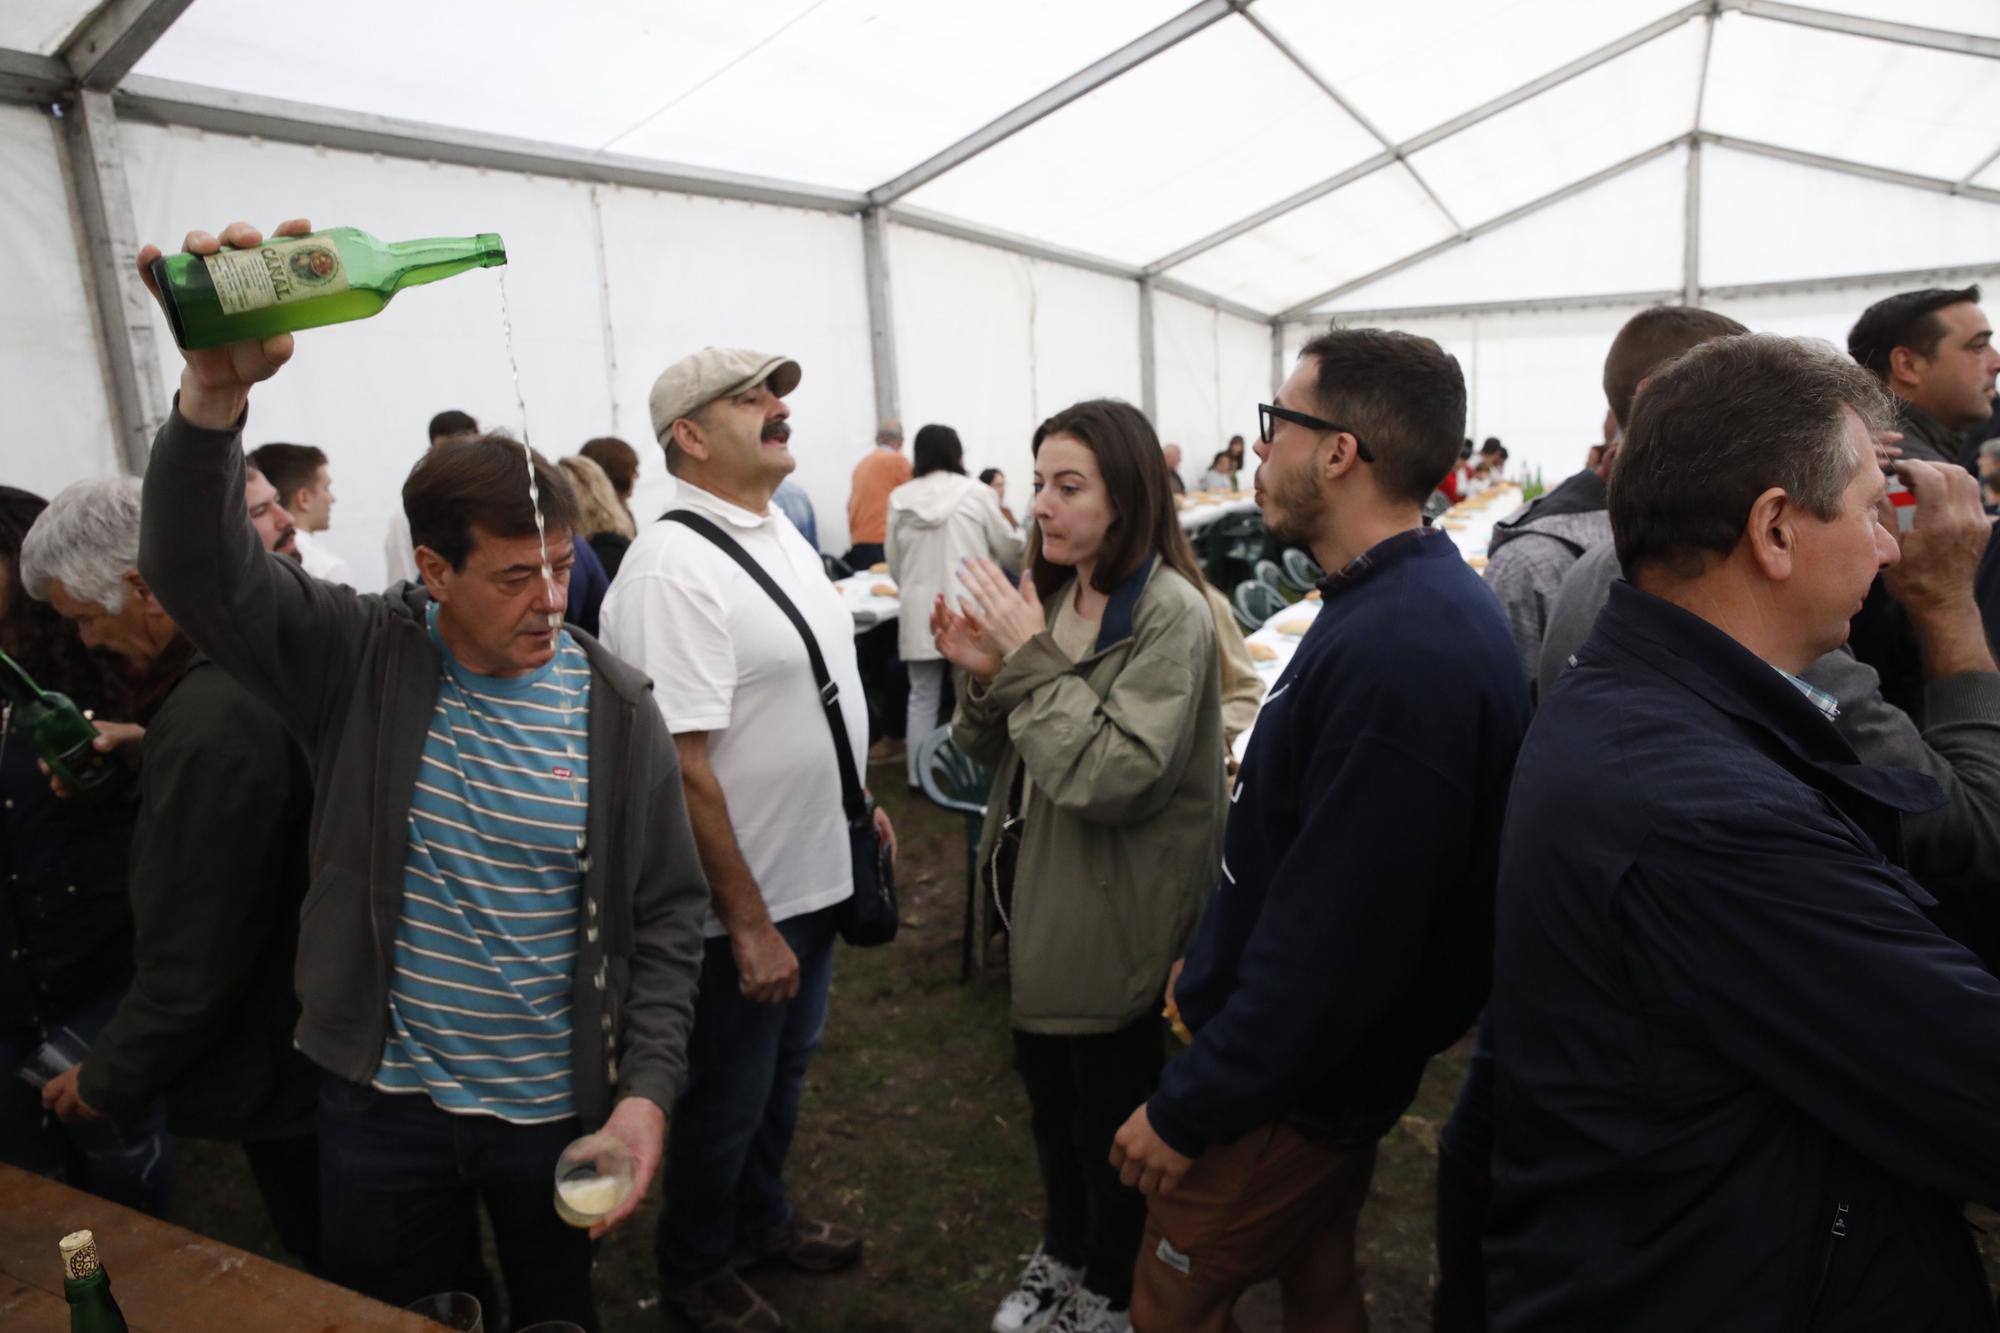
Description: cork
xmin=59 ymin=1229 xmax=100 ymax=1280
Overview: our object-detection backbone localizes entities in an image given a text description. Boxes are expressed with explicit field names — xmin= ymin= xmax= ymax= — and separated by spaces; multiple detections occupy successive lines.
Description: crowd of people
xmin=4 ymin=209 xmax=2000 ymax=1333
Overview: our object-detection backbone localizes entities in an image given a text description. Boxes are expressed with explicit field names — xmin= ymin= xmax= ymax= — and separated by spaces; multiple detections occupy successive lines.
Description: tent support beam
xmin=1699 ymin=131 xmax=2000 ymax=203
xmin=1145 ymin=0 xmax=1709 ymax=275
xmin=1682 ymin=137 xmax=1702 ymax=305
xmin=867 ymin=0 xmax=1245 ymax=206
xmin=61 ymin=89 xmax=168 ymax=474
xmin=60 ymin=0 xmax=196 ymax=90
xmin=0 ymin=48 xmax=70 ymax=104
xmin=862 ymin=209 xmax=901 ymax=427
xmin=1269 ymin=320 xmax=1286 ymax=397
xmin=1240 ymin=9 xmax=1464 ymax=235
xmin=1283 ymin=262 xmax=2000 ymax=326
xmin=1139 ymin=279 xmax=1158 ymax=423
xmin=1716 ymin=0 xmax=2000 ymax=60
xmin=1956 ymin=140 xmax=2000 ymax=190
xmin=1277 ymin=137 xmax=1685 ymax=321
xmin=103 ymin=74 xmax=1268 ymax=323
xmin=115 ymin=75 xmax=871 ymax=213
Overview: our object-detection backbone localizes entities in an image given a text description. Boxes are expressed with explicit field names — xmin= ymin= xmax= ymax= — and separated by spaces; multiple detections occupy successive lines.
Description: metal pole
xmin=862 ymin=208 xmax=901 ymax=427
xmin=62 ymin=89 xmax=168 ymax=474
xmin=1139 ymin=277 xmax=1159 ymax=424
xmin=1682 ymin=138 xmax=1702 ymax=306
xmin=1270 ymin=320 xmax=1286 ymax=397
xmin=587 ymin=185 xmax=621 ymax=435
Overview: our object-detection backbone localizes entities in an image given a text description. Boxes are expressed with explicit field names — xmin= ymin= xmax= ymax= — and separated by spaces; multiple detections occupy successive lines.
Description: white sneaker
xmin=1047 ymin=1287 xmax=1132 ymax=1333
xmin=991 ymin=1248 xmax=1082 ymax=1333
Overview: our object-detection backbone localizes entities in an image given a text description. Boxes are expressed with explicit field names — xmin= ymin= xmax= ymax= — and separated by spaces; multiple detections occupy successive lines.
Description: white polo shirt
xmin=294 ymin=528 xmax=355 ymax=587
xmin=600 ymin=481 xmax=863 ymax=937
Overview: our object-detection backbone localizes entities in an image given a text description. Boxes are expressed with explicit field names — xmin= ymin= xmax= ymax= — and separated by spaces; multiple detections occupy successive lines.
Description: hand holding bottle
xmin=136 ymin=217 xmax=313 ymax=430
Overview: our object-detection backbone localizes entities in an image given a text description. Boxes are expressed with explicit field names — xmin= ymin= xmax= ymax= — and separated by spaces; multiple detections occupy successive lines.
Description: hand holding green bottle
xmin=138 ymin=217 xmax=507 ymax=431
xmin=137 ymin=217 xmax=311 ymax=431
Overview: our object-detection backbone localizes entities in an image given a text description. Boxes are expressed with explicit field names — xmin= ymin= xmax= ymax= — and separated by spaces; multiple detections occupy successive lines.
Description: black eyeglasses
xmin=1259 ymin=403 xmax=1375 ymax=463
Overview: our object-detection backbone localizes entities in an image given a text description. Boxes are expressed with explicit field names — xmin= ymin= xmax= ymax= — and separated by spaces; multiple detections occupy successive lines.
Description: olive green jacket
xmin=955 ymin=558 xmax=1227 ymax=1033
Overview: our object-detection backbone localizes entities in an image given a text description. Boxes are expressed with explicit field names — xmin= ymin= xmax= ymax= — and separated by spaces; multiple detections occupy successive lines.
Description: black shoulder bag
xmin=662 ymin=510 xmax=898 ymax=947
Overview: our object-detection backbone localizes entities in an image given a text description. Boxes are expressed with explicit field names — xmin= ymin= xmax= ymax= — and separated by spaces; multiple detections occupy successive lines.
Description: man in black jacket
xmin=1488 ymin=333 xmax=2000 ymax=1330
xmin=20 ymin=475 xmax=320 ymax=1267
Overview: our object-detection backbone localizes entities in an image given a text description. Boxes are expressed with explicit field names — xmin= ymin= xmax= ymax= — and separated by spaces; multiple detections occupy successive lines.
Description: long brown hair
xmin=1026 ymin=400 xmax=1204 ymax=604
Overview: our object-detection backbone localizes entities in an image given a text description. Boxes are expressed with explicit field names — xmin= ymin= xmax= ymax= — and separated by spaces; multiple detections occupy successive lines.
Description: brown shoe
xmin=735 ymin=1216 xmax=864 ymax=1274
xmin=865 ymin=738 xmax=905 ymax=766
xmin=662 ymin=1268 xmax=783 ymax=1333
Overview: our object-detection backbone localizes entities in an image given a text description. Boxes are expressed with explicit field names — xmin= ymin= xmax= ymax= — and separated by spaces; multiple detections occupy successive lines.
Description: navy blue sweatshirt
xmin=1149 ymin=528 xmax=1528 ymax=1155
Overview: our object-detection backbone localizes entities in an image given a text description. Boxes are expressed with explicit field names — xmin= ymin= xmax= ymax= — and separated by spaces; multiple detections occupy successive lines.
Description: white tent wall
xmin=111 ymin=121 xmax=879 ymax=588
xmin=119 ymin=120 xmax=614 ymax=592
xmin=1283 ymin=271 xmax=2000 ymax=497
xmin=1155 ymin=291 xmax=1271 ymax=471
xmin=1 ymin=103 xmax=123 ymax=500
xmin=887 ymin=223 xmax=1141 ymax=515
xmin=594 ymin=187 xmax=875 ymax=555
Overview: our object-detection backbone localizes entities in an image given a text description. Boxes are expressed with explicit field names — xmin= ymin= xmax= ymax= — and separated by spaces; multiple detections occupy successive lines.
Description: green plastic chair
xmin=1232 ymin=579 xmax=1287 ymax=633
xmin=1281 ymin=547 xmax=1324 ymax=591
xmin=914 ymin=723 xmax=996 ymax=981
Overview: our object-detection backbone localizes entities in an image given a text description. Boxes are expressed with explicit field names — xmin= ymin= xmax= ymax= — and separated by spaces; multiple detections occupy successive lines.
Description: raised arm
xmin=135 ymin=219 xmax=378 ymax=747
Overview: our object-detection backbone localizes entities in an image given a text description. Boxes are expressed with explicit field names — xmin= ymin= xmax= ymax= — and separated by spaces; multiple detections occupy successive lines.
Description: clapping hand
xmin=931 ymin=595 xmax=1004 ymax=682
xmin=956 ymin=558 xmax=1044 ymax=658
xmin=137 ymin=217 xmax=312 ymax=429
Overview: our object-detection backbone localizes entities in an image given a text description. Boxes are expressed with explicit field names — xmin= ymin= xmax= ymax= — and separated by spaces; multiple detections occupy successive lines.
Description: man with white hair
xmin=21 ymin=476 xmax=322 ymax=1267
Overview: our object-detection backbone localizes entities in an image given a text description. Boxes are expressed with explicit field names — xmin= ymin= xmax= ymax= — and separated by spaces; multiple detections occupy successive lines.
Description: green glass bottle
xmin=0 ymin=648 xmax=123 ymax=803
xmin=147 ymin=227 xmax=507 ymax=350
xmin=60 ymin=1230 xmax=129 ymax=1332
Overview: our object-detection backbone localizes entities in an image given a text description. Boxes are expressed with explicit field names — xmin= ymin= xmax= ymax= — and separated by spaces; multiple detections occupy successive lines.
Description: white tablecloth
xmin=833 ymin=572 xmax=901 ymax=632
xmin=1228 ymin=488 xmax=1526 ymax=762
xmin=1177 ymin=493 xmax=1259 ymax=533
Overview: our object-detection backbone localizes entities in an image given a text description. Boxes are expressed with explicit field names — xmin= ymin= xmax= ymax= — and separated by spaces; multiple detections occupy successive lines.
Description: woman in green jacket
xmin=935 ymin=400 xmax=1225 ymax=1333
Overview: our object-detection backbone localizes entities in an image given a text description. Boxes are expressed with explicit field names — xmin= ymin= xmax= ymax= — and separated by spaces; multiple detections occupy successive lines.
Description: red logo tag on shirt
xmin=553 ymin=766 xmax=573 ymax=779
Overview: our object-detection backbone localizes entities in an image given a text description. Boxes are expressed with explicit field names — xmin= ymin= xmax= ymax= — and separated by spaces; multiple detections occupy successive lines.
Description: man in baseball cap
xmin=602 ymin=349 xmax=889 ymax=1333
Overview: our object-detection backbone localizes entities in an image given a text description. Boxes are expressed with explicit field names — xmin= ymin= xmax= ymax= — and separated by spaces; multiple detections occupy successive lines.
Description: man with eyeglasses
xmin=1110 ymin=328 xmax=1528 ymax=1332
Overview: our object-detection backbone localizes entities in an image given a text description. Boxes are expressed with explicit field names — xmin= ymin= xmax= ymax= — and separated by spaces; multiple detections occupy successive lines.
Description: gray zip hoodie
xmin=139 ymin=407 xmax=709 ymax=1124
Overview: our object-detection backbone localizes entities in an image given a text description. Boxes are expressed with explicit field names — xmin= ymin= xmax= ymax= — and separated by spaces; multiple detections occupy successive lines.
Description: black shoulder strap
xmin=662 ymin=510 xmax=867 ymax=821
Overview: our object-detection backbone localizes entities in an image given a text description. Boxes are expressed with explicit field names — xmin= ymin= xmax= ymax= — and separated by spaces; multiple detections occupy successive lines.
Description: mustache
xmin=762 ymin=420 xmax=792 ymax=444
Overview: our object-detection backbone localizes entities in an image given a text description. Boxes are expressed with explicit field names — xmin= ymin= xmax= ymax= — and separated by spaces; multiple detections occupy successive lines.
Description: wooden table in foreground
xmin=0 ymin=1163 xmax=443 ymax=1332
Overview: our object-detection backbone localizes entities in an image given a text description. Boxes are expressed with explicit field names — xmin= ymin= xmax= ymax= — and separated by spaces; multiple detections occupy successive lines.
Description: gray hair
xmin=1611 ymin=334 xmax=1892 ymax=580
xmin=20 ymin=476 xmax=144 ymax=613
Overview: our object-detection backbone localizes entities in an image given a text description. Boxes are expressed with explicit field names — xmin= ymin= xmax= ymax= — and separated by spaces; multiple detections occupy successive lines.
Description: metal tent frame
xmin=2 ymin=0 xmax=1996 ymax=462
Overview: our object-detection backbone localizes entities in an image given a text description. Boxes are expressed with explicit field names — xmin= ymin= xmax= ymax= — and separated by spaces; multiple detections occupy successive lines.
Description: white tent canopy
xmin=3 ymin=0 xmax=1996 ymax=588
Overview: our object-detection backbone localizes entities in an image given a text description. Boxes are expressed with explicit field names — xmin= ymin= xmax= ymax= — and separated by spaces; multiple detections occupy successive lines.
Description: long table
xmin=0 ymin=1164 xmax=442 ymax=1331
xmin=1176 ymin=492 xmax=1258 ymax=533
xmin=1229 ymin=488 xmax=1526 ymax=763
xmin=833 ymin=571 xmax=902 ymax=630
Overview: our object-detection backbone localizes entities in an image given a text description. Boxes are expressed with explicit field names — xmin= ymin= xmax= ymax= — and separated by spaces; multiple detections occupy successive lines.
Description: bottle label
xmin=203 ymin=235 xmax=349 ymax=315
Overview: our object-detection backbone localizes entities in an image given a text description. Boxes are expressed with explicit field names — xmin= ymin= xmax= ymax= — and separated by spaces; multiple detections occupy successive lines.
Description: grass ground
xmin=163 ymin=781 xmax=1475 ymax=1330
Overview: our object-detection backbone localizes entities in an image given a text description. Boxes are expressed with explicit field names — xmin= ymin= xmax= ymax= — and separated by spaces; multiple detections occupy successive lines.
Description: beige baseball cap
xmin=649 ymin=348 xmax=802 ymax=443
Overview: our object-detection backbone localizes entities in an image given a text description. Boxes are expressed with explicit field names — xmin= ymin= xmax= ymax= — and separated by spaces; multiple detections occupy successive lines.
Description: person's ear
xmin=1743 ymin=486 xmax=1796 ymax=582
xmin=671 ymin=417 xmax=712 ymax=463
xmin=1321 ymin=432 xmax=1363 ymax=484
xmin=414 ymin=546 xmax=453 ymax=602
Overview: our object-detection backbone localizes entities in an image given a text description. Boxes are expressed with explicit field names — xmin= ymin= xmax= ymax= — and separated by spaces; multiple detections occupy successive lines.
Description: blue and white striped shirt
xmin=373 ymin=606 xmax=590 ymax=1123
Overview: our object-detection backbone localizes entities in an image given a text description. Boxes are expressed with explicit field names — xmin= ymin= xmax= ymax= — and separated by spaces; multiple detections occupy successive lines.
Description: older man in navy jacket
xmin=1487 ymin=333 xmax=2000 ymax=1330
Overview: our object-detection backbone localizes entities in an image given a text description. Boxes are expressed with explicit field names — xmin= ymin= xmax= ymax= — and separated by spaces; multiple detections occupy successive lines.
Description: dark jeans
xmin=1434 ymin=1020 xmax=1495 ymax=1333
xmin=656 ymin=905 xmax=838 ymax=1289
xmin=243 ymin=1132 xmax=322 ymax=1271
xmin=0 ymin=986 xmax=174 ymax=1216
xmin=854 ymin=620 xmax=909 ymax=743
xmin=1013 ymin=1018 xmax=1166 ymax=1309
xmin=317 ymin=1073 xmax=595 ymax=1330
xmin=843 ymin=543 xmax=885 ymax=570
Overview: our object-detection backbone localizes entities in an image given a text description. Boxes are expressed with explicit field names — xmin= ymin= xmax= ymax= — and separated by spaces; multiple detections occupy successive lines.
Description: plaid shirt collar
xmin=1318 ymin=525 xmax=1439 ymax=598
xmin=1775 ymin=666 xmax=1842 ymax=723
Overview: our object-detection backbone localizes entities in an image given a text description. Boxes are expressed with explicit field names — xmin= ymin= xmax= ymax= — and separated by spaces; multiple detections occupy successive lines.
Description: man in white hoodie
xmin=885 ymin=423 xmax=1023 ymax=788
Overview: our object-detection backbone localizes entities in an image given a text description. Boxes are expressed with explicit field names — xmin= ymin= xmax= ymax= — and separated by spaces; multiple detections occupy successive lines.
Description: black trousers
xmin=1013 ymin=1019 xmax=1165 ymax=1308
xmin=242 ymin=1132 xmax=321 ymax=1272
